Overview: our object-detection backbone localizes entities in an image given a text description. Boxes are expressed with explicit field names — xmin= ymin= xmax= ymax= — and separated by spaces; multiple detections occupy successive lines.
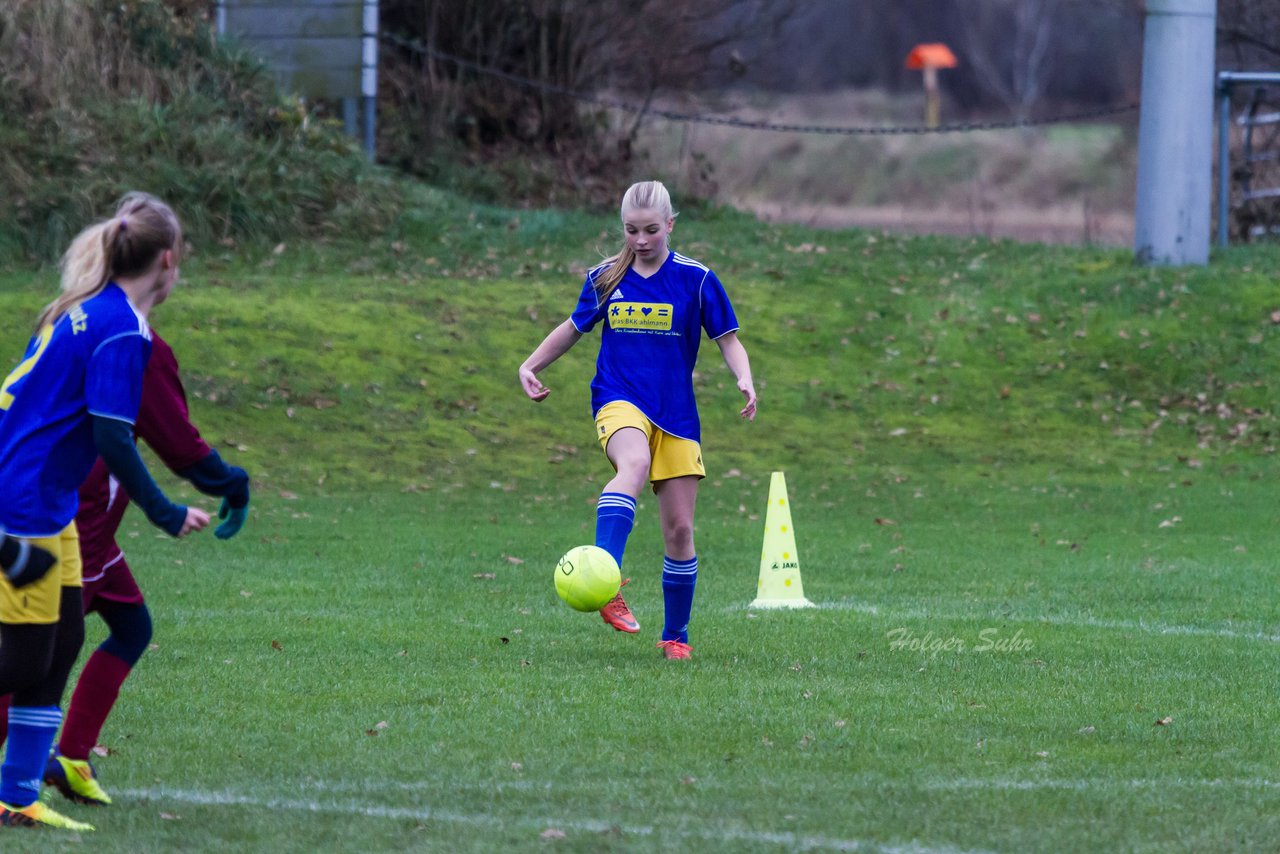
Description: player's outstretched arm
xmin=177 ymin=451 xmax=251 ymax=539
xmin=715 ymin=331 xmax=757 ymax=421
xmin=519 ymin=319 xmax=583 ymax=402
xmin=134 ymin=335 xmax=250 ymax=538
xmin=92 ymin=415 xmax=210 ymax=537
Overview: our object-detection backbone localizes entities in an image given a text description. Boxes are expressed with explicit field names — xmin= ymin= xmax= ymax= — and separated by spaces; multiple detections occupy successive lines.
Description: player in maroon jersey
xmin=0 ymin=328 xmax=250 ymax=807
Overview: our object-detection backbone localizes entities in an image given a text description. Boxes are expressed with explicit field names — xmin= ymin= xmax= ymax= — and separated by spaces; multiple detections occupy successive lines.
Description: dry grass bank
xmin=626 ymin=88 xmax=1138 ymax=245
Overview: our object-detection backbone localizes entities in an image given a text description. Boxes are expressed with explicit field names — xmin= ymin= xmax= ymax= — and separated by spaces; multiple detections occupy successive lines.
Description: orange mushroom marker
xmin=906 ymin=43 xmax=958 ymax=129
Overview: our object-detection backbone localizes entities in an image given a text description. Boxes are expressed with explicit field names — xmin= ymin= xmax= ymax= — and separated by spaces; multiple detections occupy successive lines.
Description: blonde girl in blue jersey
xmin=520 ymin=180 xmax=757 ymax=660
xmin=0 ymin=195 xmax=209 ymax=832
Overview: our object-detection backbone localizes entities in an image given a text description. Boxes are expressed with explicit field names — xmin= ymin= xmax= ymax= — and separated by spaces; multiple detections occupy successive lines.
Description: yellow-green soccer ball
xmin=554 ymin=545 xmax=621 ymax=612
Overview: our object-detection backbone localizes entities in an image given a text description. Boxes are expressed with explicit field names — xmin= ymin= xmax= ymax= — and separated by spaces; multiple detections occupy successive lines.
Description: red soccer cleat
xmin=599 ymin=578 xmax=639 ymax=633
xmin=656 ymin=640 xmax=692 ymax=660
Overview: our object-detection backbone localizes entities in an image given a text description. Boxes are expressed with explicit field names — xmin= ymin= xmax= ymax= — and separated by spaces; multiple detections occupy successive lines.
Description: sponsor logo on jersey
xmin=606 ymin=300 xmax=675 ymax=327
xmin=607 ymin=302 xmax=673 ymax=331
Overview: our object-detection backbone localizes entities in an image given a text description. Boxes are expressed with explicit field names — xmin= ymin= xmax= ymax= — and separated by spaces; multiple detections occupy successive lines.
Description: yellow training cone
xmin=749 ymin=471 xmax=815 ymax=609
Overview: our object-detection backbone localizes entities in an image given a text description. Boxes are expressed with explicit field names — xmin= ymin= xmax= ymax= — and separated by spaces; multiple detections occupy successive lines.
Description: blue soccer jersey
xmin=570 ymin=251 xmax=739 ymax=443
xmin=0 ymin=283 xmax=152 ymax=537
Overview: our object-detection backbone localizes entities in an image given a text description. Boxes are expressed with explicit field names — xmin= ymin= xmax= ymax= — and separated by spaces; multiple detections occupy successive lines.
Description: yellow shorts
xmin=0 ymin=522 xmax=82 ymax=625
xmin=595 ymin=401 xmax=705 ymax=484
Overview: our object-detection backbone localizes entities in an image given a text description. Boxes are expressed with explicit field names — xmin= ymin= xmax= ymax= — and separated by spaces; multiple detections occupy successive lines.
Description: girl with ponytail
xmin=9 ymin=192 xmax=251 ymax=813
xmin=520 ymin=180 xmax=758 ymax=661
xmin=0 ymin=193 xmax=209 ymax=832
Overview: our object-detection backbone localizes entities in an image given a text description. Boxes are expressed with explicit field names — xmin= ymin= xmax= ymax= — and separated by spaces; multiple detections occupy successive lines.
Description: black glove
xmin=0 ymin=533 xmax=57 ymax=588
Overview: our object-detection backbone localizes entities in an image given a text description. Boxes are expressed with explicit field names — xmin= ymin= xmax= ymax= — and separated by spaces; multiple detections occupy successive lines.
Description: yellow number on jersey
xmin=0 ymin=325 xmax=54 ymax=411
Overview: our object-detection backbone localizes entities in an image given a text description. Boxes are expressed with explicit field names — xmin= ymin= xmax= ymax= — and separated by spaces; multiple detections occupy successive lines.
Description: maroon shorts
xmin=81 ymin=550 xmax=145 ymax=613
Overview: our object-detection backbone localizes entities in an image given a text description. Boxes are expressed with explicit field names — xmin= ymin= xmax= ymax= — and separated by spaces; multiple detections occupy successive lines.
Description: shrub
xmin=0 ymin=0 xmax=402 ymax=261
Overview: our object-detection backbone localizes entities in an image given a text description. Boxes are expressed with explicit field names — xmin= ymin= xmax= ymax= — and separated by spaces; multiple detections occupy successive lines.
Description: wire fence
xmin=382 ymin=32 xmax=1139 ymax=137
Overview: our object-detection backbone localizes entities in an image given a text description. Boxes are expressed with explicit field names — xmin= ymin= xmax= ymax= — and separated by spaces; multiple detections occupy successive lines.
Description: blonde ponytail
xmin=592 ymin=180 xmax=676 ymax=305
xmin=38 ymin=220 xmax=120 ymax=329
xmin=36 ymin=193 xmax=182 ymax=330
xmin=591 ymin=247 xmax=635 ymax=305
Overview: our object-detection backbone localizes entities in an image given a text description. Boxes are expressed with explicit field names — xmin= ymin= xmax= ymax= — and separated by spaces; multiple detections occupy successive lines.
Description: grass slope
xmin=3 ymin=202 xmax=1277 ymax=493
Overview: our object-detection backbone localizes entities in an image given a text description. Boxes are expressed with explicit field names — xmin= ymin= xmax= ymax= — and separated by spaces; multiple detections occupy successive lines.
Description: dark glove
xmin=0 ymin=533 xmax=57 ymax=588
xmin=215 ymin=496 xmax=248 ymax=540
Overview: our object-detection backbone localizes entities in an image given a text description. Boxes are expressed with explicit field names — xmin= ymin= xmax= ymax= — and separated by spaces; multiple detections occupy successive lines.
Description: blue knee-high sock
xmin=661 ymin=555 xmax=698 ymax=643
xmin=595 ymin=492 xmax=636 ymax=570
xmin=0 ymin=705 xmax=61 ymax=806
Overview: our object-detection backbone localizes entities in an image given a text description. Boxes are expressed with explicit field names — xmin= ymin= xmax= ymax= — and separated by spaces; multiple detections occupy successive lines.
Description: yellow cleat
xmin=0 ymin=799 xmax=95 ymax=831
xmin=45 ymin=755 xmax=112 ymax=806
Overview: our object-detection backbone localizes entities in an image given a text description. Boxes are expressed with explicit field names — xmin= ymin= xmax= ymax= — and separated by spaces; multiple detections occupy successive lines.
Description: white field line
xmin=263 ymin=775 xmax=1280 ymax=798
xmin=116 ymin=786 xmax=989 ymax=854
xmin=735 ymin=600 xmax=1280 ymax=644
xmin=174 ymin=602 xmax=1280 ymax=644
xmin=921 ymin=777 xmax=1280 ymax=792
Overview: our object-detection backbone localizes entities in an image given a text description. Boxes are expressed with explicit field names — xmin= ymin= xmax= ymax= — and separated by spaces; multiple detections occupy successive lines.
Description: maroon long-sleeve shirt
xmin=75 ymin=332 xmax=212 ymax=577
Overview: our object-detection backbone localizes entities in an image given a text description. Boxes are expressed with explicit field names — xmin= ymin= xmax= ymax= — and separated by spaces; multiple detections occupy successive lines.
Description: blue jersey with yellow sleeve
xmin=570 ymin=251 xmax=739 ymax=443
xmin=0 ymin=283 xmax=152 ymax=537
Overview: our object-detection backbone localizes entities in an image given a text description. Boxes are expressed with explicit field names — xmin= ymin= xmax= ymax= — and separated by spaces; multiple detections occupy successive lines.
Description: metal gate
xmin=1216 ymin=71 xmax=1280 ymax=245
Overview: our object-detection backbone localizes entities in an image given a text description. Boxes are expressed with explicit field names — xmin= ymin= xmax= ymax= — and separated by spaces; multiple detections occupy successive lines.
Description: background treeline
xmin=377 ymin=0 xmax=798 ymax=204
xmin=377 ymin=0 xmax=1280 ymax=199
xmin=4 ymin=0 xmax=1280 ymax=262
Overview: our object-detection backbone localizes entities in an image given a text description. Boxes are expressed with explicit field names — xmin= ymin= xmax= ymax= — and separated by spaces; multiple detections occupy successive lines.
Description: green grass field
xmin=58 ymin=475 xmax=1280 ymax=852
xmin=1 ymin=206 xmax=1279 ymax=851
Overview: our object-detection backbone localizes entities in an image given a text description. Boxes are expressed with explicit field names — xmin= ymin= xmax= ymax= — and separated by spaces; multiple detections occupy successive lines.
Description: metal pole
xmin=1217 ymin=77 xmax=1231 ymax=247
xmin=1133 ymin=0 xmax=1217 ymax=266
xmin=362 ymin=0 xmax=378 ymax=163
xmin=215 ymin=0 xmax=226 ymax=36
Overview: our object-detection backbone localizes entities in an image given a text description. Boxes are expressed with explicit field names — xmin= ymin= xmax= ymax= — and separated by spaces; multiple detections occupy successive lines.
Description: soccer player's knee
xmin=101 ymin=605 xmax=152 ymax=665
xmin=615 ymin=459 xmax=650 ymax=490
xmin=664 ymin=521 xmax=694 ymax=554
